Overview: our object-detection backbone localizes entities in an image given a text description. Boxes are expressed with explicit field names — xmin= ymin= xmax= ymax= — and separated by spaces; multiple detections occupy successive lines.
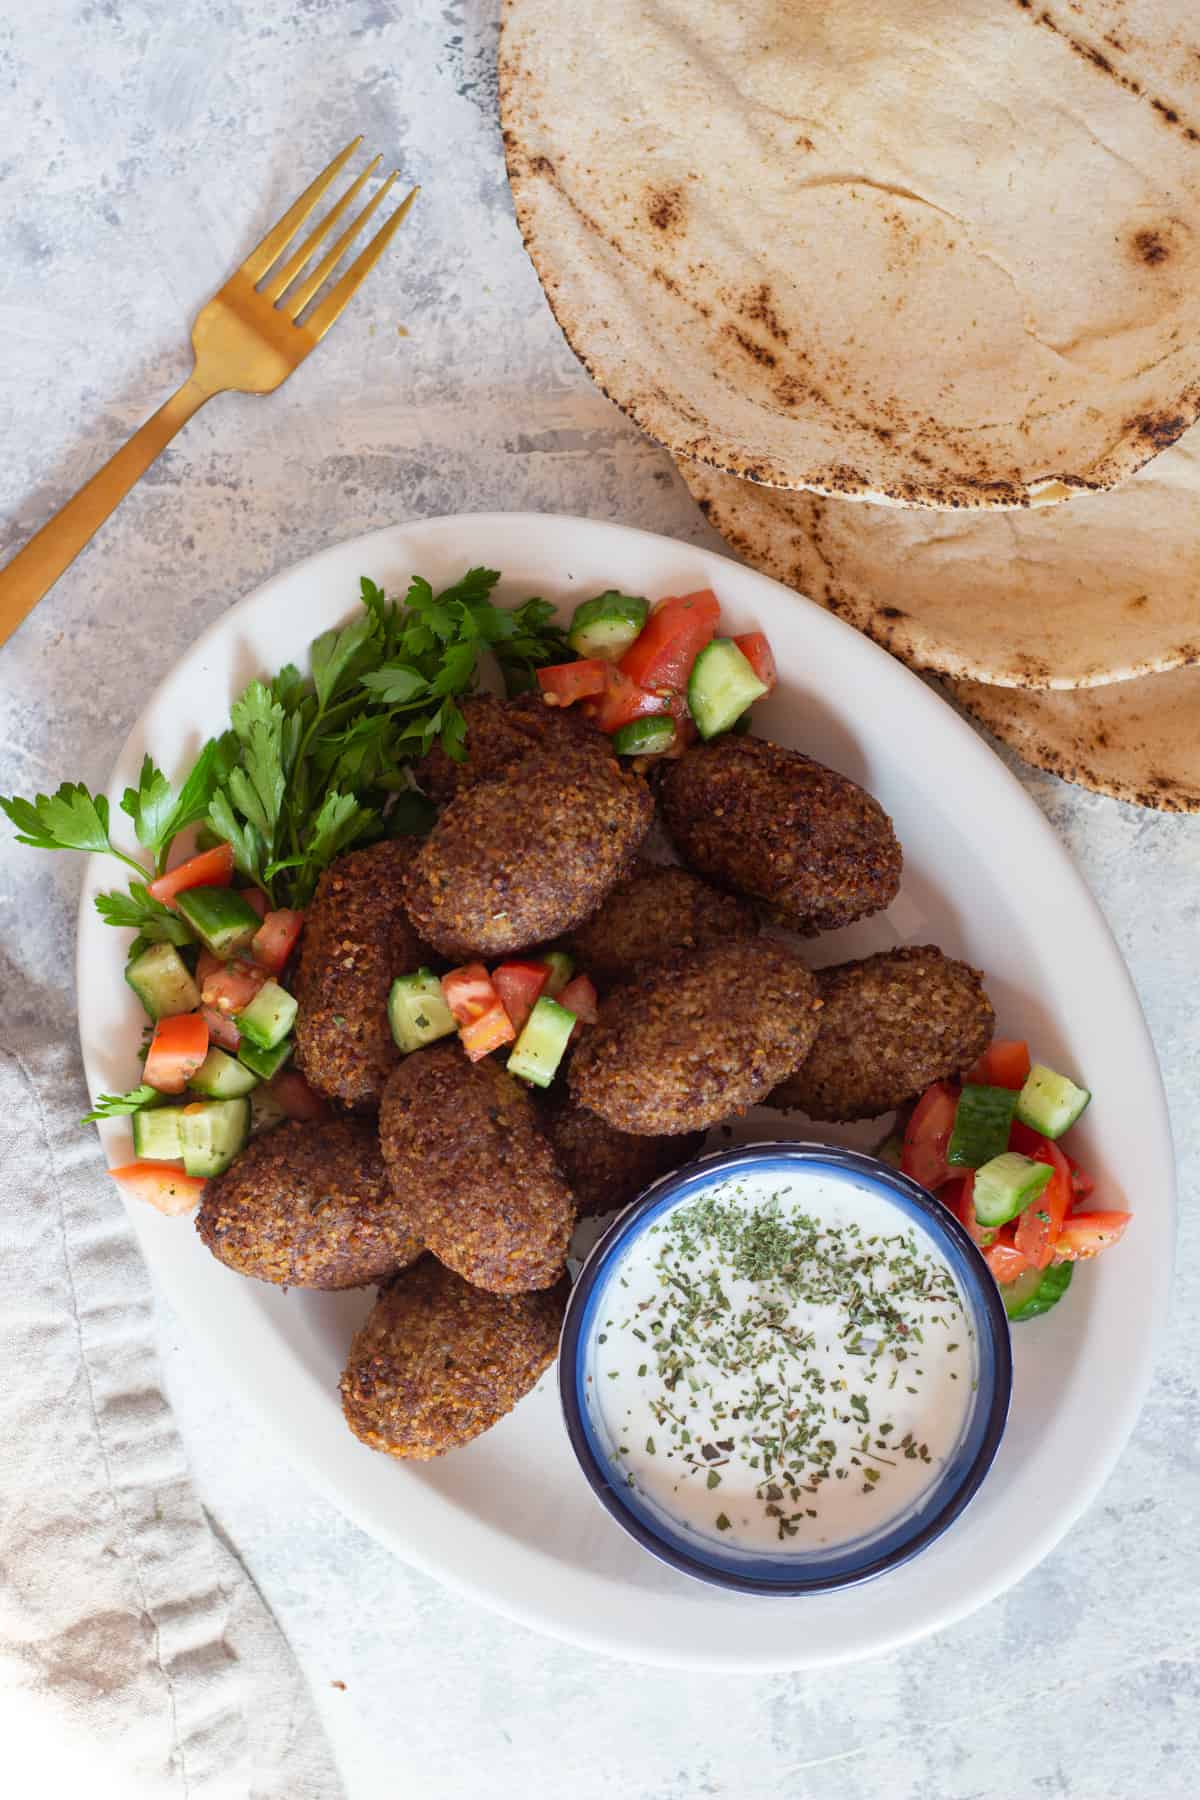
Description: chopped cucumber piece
xmin=125 ymin=942 xmax=201 ymax=1020
xmin=1003 ymin=1260 xmax=1074 ymax=1321
xmin=1016 ymin=1063 xmax=1091 ymax=1139
xmin=389 ymin=968 xmax=457 ymax=1053
xmin=973 ymin=1151 xmax=1054 ymax=1228
xmin=175 ymin=886 xmax=262 ymax=958
xmin=250 ymin=1087 xmax=289 ymax=1136
xmin=567 ymin=591 xmax=648 ymax=661
xmin=178 ymin=1098 xmax=250 ymax=1177
xmin=612 ymin=716 xmax=676 ymax=757
xmin=238 ymin=1036 xmax=293 ymax=1081
xmin=948 ymin=1084 xmax=1019 ymax=1169
xmin=687 ymin=638 xmax=769 ymax=739
xmin=541 ymin=951 xmax=574 ymax=997
xmin=508 ymin=996 xmax=576 ymax=1088
xmin=235 ymin=978 xmax=298 ymax=1051
xmin=132 ymin=1106 xmax=184 ymax=1161
xmin=188 ymin=1046 xmax=259 ymax=1099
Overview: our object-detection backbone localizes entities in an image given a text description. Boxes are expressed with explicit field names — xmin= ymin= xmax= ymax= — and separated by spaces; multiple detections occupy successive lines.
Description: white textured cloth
xmin=0 ymin=1014 xmax=344 ymax=1800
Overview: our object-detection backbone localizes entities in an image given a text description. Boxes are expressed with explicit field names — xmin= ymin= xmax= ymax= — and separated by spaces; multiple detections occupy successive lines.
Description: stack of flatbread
xmin=500 ymin=0 xmax=1200 ymax=809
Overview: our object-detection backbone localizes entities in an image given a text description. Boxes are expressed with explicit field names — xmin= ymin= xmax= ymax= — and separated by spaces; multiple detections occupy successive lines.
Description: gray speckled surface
xmin=2 ymin=3 xmax=1198 ymax=1796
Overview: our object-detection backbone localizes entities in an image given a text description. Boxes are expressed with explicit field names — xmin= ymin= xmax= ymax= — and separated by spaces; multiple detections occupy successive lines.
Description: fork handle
xmin=0 ymin=373 xmax=216 ymax=649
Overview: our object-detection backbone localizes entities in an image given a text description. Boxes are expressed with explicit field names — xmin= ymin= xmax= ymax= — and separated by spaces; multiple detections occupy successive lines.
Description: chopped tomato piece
xmin=732 ymin=632 xmax=777 ymax=694
xmin=201 ymin=1004 xmax=241 ymax=1052
xmin=146 ymin=843 xmax=234 ymax=908
xmin=585 ymin=665 xmax=670 ymax=734
xmin=441 ymin=963 xmax=516 ymax=1061
xmin=196 ymin=949 xmax=224 ymax=988
xmin=1066 ymin=1153 xmax=1095 ymax=1200
xmin=1052 ymin=1211 xmax=1131 ymax=1261
xmin=240 ymin=887 xmax=270 ymax=919
xmin=619 ymin=590 xmax=721 ymax=692
xmin=536 ymin=660 xmax=606 ymax=707
xmin=460 ymin=1002 xmax=516 ymax=1061
xmin=559 ymin=972 xmax=600 ymax=1040
xmin=941 ymin=1171 xmax=993 ymax=1249
xmin=144 ymin=1012 xmax=209 ymax=1094
xmin=109 ymin=1161 xmax=206 ymax=1216
xmin=965 ymin=1039 xmax=1031 ymax=1091
xmin=901 ymin=1081 xmax=960 ymax=1191
xmin=200 ymin=960 xmax=268 ymax=1015
xmin=492 ymin=959 xmax=550 ymax=1035
xmin=251 ymin=908 xmax=305 ymax=974
xmin=267 ymin=1071 xmax=331 ymax=1123
xmin=1013 ymin=1132 xmax=1072 ymax=1270
xmin=984 ymin=1226 xmax=1031 ymax=1284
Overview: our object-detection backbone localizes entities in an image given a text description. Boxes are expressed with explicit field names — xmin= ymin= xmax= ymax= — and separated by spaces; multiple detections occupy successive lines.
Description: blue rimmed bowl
xmin=559 ymin=1142 xmax=1013 ymax=1597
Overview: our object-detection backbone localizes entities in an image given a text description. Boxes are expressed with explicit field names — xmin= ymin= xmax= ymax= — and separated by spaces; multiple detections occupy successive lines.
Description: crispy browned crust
xmin=566 ymin=860 xmax=759 ymax=986
xmin=293 ymin=839 xmax=429 ymax=1110
xmin=568 ymin=938 xmax=821 ymax=1135
xmin=195 ymin=1119 xmax=422 ymax=1289
xmin=658 ymin=735 xmax=902 ymax=935
xmin=539 ymin=1089 xmax=704 ymax=1217
xmin=340 ymin=1257 xmax=567 ymax=1459
xmin=769 ymin=946 xmax=995 ymax=1121
xmin=415 ymin=692 xmax=609 ymax=804
xmin=378 ymin=1040 xmax=573 ymax=1292
xmin=402 ymin=748 xmax=654 ymax=960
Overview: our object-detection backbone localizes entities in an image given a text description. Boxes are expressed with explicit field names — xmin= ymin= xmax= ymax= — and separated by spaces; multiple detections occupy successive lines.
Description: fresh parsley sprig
xmin=80 ymin=1083 xmax=161 ymax=1124
xmin=1 ymin=565 xmax=575 ymax=921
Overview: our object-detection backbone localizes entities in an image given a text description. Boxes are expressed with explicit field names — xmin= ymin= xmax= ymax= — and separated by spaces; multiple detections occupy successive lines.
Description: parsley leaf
xmin=120 ymin=757 xmax=175 ymax=857
xmin=94 ymin=882 xmax=197 ymax=946
xmin=359 ymin=663 xmax=428 ymax=705
xmin=310 ymin=613 xmax=379 ymax=711
xmin=80 ymin=1083 xmax=161 ymax=1124
xmin=0 ymin=783 xmax=144 ymax=872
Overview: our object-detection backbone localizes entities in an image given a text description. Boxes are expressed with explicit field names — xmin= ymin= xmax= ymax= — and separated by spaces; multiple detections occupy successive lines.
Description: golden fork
xmin=0 ymin=139 xmax=417 ymax=649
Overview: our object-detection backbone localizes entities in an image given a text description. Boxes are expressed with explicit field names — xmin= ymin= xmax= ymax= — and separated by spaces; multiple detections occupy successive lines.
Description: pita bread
xmin=501 ymin=0 xmax=1200 ymax=509
xmin=676 ymin=431 xmax=1200 ymax=687
xmin=949 ymin=669 xmax=1200 ymax=811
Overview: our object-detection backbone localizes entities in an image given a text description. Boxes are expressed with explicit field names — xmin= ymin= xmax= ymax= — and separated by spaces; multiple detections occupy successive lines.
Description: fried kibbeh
xmin=415 ymin=691 xmax=609 ymax=804
xmin=379 ymin=1040 xmax=573 ymax=1292
xmin=196 ymin=1119 xmax=422 ymax=1289
xmin=340 ymin=1256 xmax=567 ymax=1459
xmin=540 ymin=1088 xmax=704 ymax=1217
xmin=770 ymin=946 xmax=995 ymax=1121
xmin=569 ymin=939 xmax=821 ymax=1135
xmin=566 ymin=860 xmax=758 ymax=986
xmin=293 ymin=839 xmax=429 ymax=1109
xmin=658 ymin=735 xmax=901 ymax=935
xmin=402 ymin=748 xmax=653 ymax=960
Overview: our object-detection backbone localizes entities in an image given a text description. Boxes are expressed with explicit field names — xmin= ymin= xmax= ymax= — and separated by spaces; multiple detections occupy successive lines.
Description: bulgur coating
xmin=540 ymin=1090 xmax=704 ymax=1217
xmin=769 ymin=946 xmax=996 ymax=1121
xmin=402 ymin=748 xmax=654 ymax=960
xmin=293 ymin=839 xmax=428 ymax=1109
xmin=568 ymin=939 xmax=822 ymax=1135
xmin=340 ymin=1257 xmax=567 ymax=1459
xmin=566 ymin=860 xmax=759 ymax=986
xmin=195 ymin=1119 xmax=422 ymax=1289
xmin=379 ymin=1040 xmax=573 ymax=1292
xmin=658 ymin=735 xmax=902 ymax=935
xmin=415 ymin=692 xmax=609 ymax=804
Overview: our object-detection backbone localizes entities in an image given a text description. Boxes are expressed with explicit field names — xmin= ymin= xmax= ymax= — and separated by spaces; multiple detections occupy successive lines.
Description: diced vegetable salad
xmin=898 ymin=1040 xmax=1129 ymax=1321
xmin=389 ymin=956 xmax=600 ymax=1088
xmin=537 ymin=587 xmax=777 ymax=755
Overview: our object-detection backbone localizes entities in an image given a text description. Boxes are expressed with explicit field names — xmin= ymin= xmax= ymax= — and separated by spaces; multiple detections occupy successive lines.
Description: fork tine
xmin=279 ymin=171 xmax=398 ymax=321
xmin=260 ymin=154 xmax=381 ymax=303
xmin=240 ymin=137 xmax=362 ymax=284
xmin=298 ymin=187 xmax=419 ymax=340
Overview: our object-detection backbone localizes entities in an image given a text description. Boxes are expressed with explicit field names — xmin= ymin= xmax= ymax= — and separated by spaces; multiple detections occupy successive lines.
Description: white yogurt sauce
xmin=587 ymin=1169 xmax=975 ymax=1553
